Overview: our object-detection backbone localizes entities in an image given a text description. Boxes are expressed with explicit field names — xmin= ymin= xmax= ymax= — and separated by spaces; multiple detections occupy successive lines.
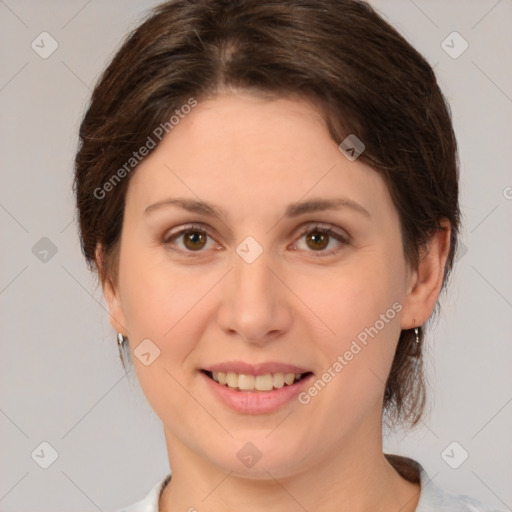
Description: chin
xmin=201 ymin=434 xmax=311 ymax=480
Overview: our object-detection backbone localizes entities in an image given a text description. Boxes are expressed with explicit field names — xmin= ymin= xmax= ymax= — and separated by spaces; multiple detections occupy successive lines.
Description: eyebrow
xmin=144 ymin=197 xmax=371 ymax=219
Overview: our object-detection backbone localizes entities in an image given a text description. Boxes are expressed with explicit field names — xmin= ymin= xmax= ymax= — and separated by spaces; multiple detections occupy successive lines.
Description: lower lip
xmin=200 ymin=372 xmax=314 ymax=414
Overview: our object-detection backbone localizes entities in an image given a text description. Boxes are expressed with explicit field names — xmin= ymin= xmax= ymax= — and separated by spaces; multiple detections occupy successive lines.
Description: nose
xmin=217 ymin=248 xmax=292 ymax=345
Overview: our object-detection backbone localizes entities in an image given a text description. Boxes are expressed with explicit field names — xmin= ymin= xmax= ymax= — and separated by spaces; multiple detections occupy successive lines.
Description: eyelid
xmin=290 ymin=222 xmax=350 ymax=256
xmin=162 ymin=222 xmax=219 ymax=250
xmin=162 ymin=221 xmax=350 ymax=256
xmin=293 ymin=222 xmax=350 ymax=243
xmin=163 ymin=222 xmax=214 ymax=241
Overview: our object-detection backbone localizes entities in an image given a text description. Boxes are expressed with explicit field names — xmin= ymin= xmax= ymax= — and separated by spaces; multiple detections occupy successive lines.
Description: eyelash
xmin=162 ymin=223 xmax=350 ymax=258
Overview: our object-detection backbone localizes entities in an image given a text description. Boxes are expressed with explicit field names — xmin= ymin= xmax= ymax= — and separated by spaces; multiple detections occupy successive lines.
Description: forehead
xmin=125 ymin=92 xmax=392 ymax=222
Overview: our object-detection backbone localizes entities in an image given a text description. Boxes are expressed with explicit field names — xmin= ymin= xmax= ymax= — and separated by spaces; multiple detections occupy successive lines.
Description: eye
xmin=162 ymin=222 xmax=349 ymax=258
xmin=162 ymin=223 xmax=219 ymax=256
xmin=292 ymin=223 xmax=349 ymax=256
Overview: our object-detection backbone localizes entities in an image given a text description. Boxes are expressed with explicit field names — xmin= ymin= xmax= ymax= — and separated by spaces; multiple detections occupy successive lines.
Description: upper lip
xmin=202 ymin=360 xmax=312 ymax=376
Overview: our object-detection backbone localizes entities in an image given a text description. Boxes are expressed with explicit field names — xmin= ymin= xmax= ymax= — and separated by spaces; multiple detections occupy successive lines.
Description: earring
xmin=117 ymin=332 xmax=126 ymax=346
xmin=414 ymin=327 xmax=420 ymax=343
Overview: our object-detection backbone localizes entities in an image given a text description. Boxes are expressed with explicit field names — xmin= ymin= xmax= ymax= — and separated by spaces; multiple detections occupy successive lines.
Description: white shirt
xmin=117 ymin=455 xmax=505 ymax=512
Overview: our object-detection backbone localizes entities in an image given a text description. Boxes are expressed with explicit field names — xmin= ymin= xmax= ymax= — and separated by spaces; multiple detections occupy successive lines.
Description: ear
xmin=400 ymin=220 xmax=452 ymax=330
xmin=95 ymin=244 xmax=128 ymax=335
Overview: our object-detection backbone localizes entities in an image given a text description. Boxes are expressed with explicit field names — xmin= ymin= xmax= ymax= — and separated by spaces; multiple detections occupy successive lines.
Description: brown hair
xmin=73 ymin=0 xmax=460 ymax=426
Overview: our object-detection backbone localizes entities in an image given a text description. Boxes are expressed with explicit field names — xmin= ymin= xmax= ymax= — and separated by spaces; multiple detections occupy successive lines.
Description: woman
xmin=73 ymin=1 xmax=504 ymax=510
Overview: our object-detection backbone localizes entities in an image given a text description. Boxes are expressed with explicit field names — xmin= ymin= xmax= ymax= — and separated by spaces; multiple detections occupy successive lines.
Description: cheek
xmin=117 ymin=245 xmax=216 ymax=421
xmin=118 ymin=234 xmax=209 ymax=336
xmin=304 ymin=255 xmax=404 ymax=346
xmin=117 ymin=240 xmax=219 ymax=400
xmin=295 ymin=251 xmax=405 ymax=404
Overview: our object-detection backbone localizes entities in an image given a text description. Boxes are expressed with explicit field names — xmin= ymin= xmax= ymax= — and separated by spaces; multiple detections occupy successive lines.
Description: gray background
xmin=0 ymin=0 xmax=511 ymax=510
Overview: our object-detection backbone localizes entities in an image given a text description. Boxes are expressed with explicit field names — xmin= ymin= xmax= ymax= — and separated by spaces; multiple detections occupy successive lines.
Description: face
xmin=103 ymin=92 xmax=440 ymax=478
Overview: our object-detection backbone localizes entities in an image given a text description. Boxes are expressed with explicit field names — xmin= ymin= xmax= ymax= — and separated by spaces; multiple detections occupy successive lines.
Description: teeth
xmin=209 ymin=371 xmax=305 ymax=391
xmin=255 ymin=374 xmax=273 ymax=391
xmin=273 ymin=372 xmax=285 ymax=389
xmin=238 ymin=374 xmax=255 ymax=390
xmin=226 ymin=372 xmax=238 ymax=388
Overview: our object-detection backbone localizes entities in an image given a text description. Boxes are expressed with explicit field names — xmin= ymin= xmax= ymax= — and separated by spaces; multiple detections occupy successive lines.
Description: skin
xmin=100 ymin=92 xmax=451 ymax=512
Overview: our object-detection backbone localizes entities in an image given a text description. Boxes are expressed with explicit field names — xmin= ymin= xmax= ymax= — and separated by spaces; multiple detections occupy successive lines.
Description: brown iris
xmin=306 ymin=231 xmax=329 ymax=251
xmin=181 ymin=229 xmax=331 ymax=252
xmin=183 ymin=231 xmax=207 ymax=251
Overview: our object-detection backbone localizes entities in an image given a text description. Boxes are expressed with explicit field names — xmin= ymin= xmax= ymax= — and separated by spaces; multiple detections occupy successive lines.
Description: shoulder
xmin=418 ymin=479 xmax=505 ymax=512
xmin=385 ymin=454 xmax=506 ymax=512
xmin=116 ymin=474 xmax=171 ymax=512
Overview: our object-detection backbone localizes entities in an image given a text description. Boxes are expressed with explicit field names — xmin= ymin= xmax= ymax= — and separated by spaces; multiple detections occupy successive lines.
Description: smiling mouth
xmin=201 ymin=370 xmax=313 ymax=392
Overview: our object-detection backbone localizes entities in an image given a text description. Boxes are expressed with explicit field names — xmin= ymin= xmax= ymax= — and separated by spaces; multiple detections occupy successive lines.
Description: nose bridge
xmin=232 ymin=244 xmax=276 ymax=311
xmin=217 ymin=243 xmax=290 ymax=342
xmin=231 ymin=232 xmax=275 ymax=299
xmin=235 ymin=252 xmax=271 ymax=296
